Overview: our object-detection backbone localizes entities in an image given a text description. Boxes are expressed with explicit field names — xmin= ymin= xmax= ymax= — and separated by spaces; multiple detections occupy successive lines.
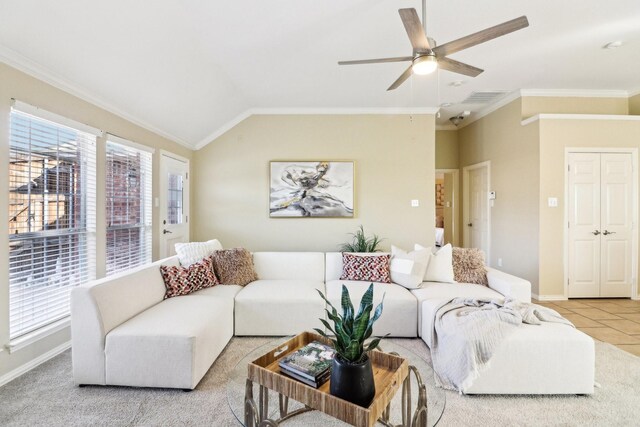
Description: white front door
xmin=466 ymin=164 xmax=490 ymax=259
xmin=159 ymin=152 xmax=190 ymax=258
xmin=568 ymin=152 xmax=633 ymax=298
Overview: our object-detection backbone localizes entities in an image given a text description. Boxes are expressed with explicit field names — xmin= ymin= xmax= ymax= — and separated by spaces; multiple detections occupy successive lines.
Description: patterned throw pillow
xmin=211 ymin=248 xmax=258 ymax=286
xmin=452 ymin=247 xmax=488 ymax=286
xmin=160 ymin=256 xmax=219 ymax=299
xmin=340 ymin=253 xmax=392 ymax=283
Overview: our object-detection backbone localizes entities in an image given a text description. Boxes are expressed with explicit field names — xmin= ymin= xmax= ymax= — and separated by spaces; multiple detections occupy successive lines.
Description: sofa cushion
xmin=234 ymin=280 xmax=326 ymax=336
xmin=340 ymin=253 xmax=391 ymax=283
xmin=105 ymin=294 xmax=234 ymax=389
xmin=211 ymin=248 xmax=258 ymax=286
xmin=174 ymin=239 xmax=222 ymax=267
xmin=390 ymin=245 xmax=429 ymax=289
xmin=412 ymin=282 xmax=503 ymax=338
xmin=252 ymin=252 xmax=325 ymax=281
xmin=416 ymin=243 xmax=455 ymax=283
xmin=160 ymin=256 xmax=219 ymax=299
xmin=452 ymin=247 xmax=488 ymax=285
xmin=325 ymin=280 xmax=418 ymax=337
xmin=191 ymin=283 xmax=243 ymax=300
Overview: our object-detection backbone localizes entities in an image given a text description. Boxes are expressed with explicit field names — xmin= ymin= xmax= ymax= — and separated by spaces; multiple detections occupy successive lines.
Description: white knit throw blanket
xmin=429 ymin=297 xmax=574 ymax=393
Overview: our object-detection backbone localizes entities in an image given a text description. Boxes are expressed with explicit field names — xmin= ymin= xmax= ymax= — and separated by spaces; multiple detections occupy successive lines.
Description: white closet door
xmin=600 ymin=153 xmax=633 ymax=297
xmin=568 ymin=153 xmax=601 ymax=297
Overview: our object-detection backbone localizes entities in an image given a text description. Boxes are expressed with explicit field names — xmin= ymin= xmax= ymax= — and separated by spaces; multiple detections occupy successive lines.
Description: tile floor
xmin=533 ymin=298 xmax=640 ymax=357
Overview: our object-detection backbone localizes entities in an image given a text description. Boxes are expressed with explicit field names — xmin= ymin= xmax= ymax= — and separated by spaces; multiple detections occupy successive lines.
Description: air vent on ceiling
xmin=461 ymin=91 xmax=509 ymax=104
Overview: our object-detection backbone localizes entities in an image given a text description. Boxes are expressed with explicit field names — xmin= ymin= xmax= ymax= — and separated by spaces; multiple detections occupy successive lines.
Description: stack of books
xmin=278 ymin=341 xmax=336 ymax=388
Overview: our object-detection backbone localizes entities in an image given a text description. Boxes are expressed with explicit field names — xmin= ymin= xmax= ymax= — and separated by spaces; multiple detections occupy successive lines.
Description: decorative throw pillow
xmin=340 ymin=253 xmax=391 ymax=283
xmin=389 ymin=245 xmax=429 ymax=289
xmin=160 ymin=256 xmax=219 ymax=299
xmin=174 ymin=239 xmax=223 ymax=267
xmin=415 ymin=243 xmax=456 ymax=283
xmin=211 ymin=248 xmax=258 ymax=286
xmin=452 ymin=247 xmax=488 ymax=286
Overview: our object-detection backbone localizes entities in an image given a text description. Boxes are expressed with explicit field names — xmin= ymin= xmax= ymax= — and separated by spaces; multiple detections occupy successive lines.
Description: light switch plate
xmin=548 ymin=197 xmax=558 ymax=207
xmin=411 ymin=199 xmax=419 ymax=207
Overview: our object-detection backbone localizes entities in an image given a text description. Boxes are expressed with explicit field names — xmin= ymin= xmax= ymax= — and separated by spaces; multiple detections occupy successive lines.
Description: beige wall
xmin=435 ymin=130 xmax=459 ymax=169
xmin=538 ymin=119 xmax=640 ymax=298
xmin=193 ymin=114 xmax=435 ymax=252
xmin=630 ymin=94 xmax=640 ymax=115
xmin=521 ymin=96 xmax=629 ymax=119
xmin=458 ymin=99 xmax=541 ymax=292
xmin=0 ymin=63 xmax=191 ymax=379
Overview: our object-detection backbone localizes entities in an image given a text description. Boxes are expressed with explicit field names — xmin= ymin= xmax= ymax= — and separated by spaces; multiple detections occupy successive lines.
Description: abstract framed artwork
xmin=269 ymin=161 xmax=355 ymax=218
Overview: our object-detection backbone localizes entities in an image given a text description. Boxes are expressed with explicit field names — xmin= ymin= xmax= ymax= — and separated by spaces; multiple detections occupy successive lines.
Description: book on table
xmin=278 ymin=341 xmax=336 ymax=388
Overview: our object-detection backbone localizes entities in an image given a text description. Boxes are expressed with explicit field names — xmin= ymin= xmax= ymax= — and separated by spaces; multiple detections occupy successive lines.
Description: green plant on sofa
xmin=314 ymin=283 xmax=387 ymax=363
xmin=339 ymin=225 xmax=383 ymax=253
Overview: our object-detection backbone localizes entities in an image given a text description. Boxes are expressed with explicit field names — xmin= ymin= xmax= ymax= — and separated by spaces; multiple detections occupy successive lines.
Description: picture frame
xmin=269 ymin=161 xmax=355 ymax=218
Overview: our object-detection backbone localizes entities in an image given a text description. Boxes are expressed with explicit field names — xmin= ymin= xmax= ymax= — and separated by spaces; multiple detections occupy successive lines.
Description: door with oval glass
xmin=159 ymin=152 xmax=190 ymax=258
xmin=568 ymin=152 xmax=633 ymax=297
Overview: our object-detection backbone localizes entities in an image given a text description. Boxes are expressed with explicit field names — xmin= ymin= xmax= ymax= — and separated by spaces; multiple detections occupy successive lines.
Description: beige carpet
xmin=1 ymin=337 xmax=639 ymax=426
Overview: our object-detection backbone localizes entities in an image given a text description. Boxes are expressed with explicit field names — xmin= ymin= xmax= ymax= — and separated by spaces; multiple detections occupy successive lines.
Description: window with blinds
xmin=105 ymin=139 xmax=152 ymax=276
xmin=9 ymin=107 xmax=97 ymax=339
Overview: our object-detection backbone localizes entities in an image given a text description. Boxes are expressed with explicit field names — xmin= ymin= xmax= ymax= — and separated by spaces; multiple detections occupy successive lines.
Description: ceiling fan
xmin=338 ymin=2 xmax=529 ymax=90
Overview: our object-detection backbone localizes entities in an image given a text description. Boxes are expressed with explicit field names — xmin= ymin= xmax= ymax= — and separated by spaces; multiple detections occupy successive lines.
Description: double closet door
xmin=568 ymin=152 xmax=633 ymax=298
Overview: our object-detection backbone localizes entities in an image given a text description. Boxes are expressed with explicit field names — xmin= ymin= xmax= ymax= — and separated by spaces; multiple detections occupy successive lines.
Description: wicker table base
xmin=244 ymin=364 xmax=428 ymax=427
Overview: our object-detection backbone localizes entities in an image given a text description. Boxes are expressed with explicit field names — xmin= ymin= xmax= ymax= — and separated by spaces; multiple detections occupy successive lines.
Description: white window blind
xmin=105 ymin=139 xmax=152 ymax=276
xmin=9 ymin=107 xmax=97 ymax=339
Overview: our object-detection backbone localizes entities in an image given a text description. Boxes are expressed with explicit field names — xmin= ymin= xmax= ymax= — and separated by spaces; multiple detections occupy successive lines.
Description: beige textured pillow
xmin=452 ymin=247 xmax=488 ymax=286
xmin=211 ymin=248 xmax=258 ymax=286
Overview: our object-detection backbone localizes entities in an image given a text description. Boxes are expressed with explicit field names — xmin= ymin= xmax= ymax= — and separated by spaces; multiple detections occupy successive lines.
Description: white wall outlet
xmin=411 ymin=199 xmax=420 ymax=207
xmin=489 ymin=191 xmax=496 ymax=200
xmin=548 ymin=197 xmax=558 ymax=207
xmin=497 ymin=258 xmax=503 ymax=267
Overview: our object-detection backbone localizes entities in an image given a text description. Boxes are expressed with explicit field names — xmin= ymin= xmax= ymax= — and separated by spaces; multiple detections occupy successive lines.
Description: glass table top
xmin=227 ymin=337 xmax=445 ymax=426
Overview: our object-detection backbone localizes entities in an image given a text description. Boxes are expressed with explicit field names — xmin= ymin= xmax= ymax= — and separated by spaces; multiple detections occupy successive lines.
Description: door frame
xmin=436 ymin=169 xmax=460 ymax=246
xmin=159 ymin=150 xmax=190 ymax=258
xmin=462 ymin=161 xmax=491 ymax=264
xmin=564 ymin=147 xmax=638 ymax=300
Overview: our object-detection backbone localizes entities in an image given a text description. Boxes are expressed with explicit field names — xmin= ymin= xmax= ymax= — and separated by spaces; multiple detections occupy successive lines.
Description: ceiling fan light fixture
xmin=412 ymin=54 xmax=437 ymax=75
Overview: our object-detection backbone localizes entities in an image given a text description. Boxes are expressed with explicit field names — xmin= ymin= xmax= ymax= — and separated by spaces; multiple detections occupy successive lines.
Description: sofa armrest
xmin=486 ymin=268 xmax=531 ymax=303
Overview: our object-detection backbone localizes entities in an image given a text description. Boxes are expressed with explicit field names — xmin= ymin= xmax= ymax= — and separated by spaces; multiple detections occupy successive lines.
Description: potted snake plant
xmin=315 ymin=283 xmax=386 ymax=407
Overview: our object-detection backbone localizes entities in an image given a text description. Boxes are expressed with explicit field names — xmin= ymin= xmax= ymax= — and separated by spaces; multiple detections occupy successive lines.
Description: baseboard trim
xmin=532 ymin=293 xmax=568 ymax=301
xmin=0 ymin=341 xmax=71 ymax=387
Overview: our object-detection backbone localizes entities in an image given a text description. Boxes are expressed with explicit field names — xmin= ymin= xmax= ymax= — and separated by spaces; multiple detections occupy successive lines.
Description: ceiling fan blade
xmin=433 ymin=16 xmax=529 ymax=57
xmin=399 ymin=8 xmax=430 ymax=52
xmin=438 ymin=58 xmax=483 ymax=77
xmin=387 ymin=65 xmax=414 ymax=91
xmin=338 ymin=56 xmax=413 ymax=66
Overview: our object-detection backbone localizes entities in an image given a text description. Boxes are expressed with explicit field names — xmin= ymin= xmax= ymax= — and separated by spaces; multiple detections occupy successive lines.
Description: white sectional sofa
xmin=71 ymin=251 xmax=595 ymax=394
xmin=234 ymin=252 xmax=326 ymax=335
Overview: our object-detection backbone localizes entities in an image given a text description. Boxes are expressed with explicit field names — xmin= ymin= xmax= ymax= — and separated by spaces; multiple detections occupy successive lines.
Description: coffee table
xmin=227 ymin=336 xmax=445 ymax=426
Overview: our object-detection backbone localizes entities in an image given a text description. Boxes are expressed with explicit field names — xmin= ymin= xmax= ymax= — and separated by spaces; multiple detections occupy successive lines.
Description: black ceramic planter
xmin=329 ymin=355 xmax=375 ymax=407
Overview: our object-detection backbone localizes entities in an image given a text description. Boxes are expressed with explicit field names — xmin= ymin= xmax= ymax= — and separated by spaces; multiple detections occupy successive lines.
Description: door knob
xmin=592 ymin=230 xmax=601 ymax=235
xmin=163 ymin=229 xmax=172 ymax=234
xmin=603 ymin=230 xmax=616 ymax=235
xmin=467 ymin=223 xmax=473 ymax=227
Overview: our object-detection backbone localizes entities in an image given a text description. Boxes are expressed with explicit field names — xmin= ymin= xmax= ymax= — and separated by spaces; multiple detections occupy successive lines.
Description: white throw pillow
xmin=415 ymin=243 xmax=456 ymax=283
xmin=389 ymin=245 xmax=429 ymax=289
xmin=175 ymin=239 xmax=223 ymax=267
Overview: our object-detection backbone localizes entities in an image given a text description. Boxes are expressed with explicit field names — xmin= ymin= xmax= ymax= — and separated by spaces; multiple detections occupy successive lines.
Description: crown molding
xmin=436 ymin=124 xmax=458 ymax=131
xmin=195 ymin=107 xmax=441 ymax=150
xmin=629 ymin=88 xmax=640 ymax=97
xmin=522 ymin=113 xmax=640 ymax=126
xmin=0 ymin=44 xmax=193 ymax=149
xmin=520 ymin=89 xmax=629 ymax=98
xmin=456 ymin=90 xmax=522 ymax=130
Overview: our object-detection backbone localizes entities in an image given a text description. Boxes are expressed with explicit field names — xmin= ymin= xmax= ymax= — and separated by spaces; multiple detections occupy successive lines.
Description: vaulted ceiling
xmin=1 ymin=0 xmax=639 ymax=148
